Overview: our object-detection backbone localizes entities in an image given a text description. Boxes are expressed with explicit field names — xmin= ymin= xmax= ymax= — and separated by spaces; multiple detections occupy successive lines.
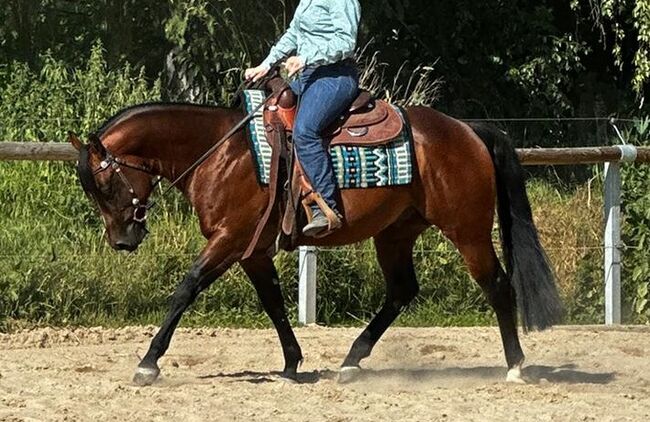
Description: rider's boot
xmin=302 ymin=204 xmax=342 ymax=238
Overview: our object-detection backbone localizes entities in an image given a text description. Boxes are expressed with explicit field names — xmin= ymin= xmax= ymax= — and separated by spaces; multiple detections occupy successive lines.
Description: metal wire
xmin=462 ymin=117 xmax=643 ymax=123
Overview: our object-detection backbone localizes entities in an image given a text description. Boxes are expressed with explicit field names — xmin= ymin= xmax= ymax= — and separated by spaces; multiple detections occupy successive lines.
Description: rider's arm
xmin=261 ymin=10 xmax=301 ymax=69
xmin=301 ymin=0 xmax=360 ymax=67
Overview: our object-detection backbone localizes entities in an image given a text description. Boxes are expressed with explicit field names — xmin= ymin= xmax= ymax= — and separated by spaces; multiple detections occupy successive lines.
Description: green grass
xmin=1 ymin=159 xmax=613 ymax=331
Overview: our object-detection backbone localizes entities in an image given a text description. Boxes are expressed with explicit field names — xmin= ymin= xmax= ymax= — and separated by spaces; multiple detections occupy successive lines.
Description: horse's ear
xmin=68 ymin=131 xmax=84 ymax=151
xmin=88 ymin=133 xmax=106 ymax=157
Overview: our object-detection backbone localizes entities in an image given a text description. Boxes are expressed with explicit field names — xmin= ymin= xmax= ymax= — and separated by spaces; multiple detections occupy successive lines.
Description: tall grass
xmin=357 ymin=44 xmax=442 ymax=107
xmin=0 ymin=154 xmax=607 ymax=330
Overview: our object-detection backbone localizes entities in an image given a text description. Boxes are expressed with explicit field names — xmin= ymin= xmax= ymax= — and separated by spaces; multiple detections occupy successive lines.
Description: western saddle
xmin=242 ymin=76 xmax=404 ymax=258
xmin=265 ymin=77 xmax=403 ymax=147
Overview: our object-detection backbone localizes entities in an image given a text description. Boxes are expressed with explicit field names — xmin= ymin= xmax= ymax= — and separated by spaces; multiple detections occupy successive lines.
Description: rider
xmin=245 ymin=0 xmax=361 ymax=237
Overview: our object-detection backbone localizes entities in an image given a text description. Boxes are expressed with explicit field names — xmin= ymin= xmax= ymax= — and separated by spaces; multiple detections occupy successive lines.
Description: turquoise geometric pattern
xmin=243 ymin=90 xmax=273 ymax=184
xmin=243 ymin=89 xmax=413 ymax=189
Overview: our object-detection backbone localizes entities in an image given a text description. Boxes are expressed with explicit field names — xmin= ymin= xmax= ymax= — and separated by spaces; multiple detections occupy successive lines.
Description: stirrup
xmin=302 ymin=192 xmax=342 ymax=238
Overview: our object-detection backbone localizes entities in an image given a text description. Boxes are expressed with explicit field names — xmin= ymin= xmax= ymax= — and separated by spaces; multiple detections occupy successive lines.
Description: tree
xmin=582 ymin=0 xmax=650 ymax=97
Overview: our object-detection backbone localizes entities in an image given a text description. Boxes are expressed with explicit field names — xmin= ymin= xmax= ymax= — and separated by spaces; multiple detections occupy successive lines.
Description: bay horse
xmin=69 ymin=100 xmax=562 ymax=386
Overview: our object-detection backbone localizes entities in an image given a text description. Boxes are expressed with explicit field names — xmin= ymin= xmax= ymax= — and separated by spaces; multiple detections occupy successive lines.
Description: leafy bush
xmin=622 ymin=117 xmax=650 ymax=322
xmin=0 ymin=41 xmax=161 ymax=141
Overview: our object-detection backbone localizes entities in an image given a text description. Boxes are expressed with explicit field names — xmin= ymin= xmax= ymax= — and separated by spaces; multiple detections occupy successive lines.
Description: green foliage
xmin=2 ymin=1 xmax=650 ymax=330
xmin=0 ymin=42 xmax=161 ymax=141
xmin=583 ymin=0 xmax=650 ymax=96
xmin=1 ymin=0 xmax=647 ymax=124
xmin=0 ymin=154 xmax=614 ymax=329
xmin=0 ymin=43 xmax=162 ymax=330
xmin=508 ymin=35 xmax=590 ymax=114
xmin=621 ymin=117 xmax=650 ymax=322
xmin=163 ymin=0 xmax=290 ymax=104
xmin=0 ymin=1 xmax=170 ymax=76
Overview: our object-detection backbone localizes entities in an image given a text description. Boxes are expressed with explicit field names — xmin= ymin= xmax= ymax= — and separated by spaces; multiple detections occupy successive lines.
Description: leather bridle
xmin=86 ymin=59 xmax=284 ymax=225
xmin=92 ymin=151 xmax=162 ymax=223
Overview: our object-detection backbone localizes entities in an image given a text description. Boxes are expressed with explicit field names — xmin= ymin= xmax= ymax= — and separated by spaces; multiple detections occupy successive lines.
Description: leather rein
xmin=88 ymin=66 xmax=283 ymax=225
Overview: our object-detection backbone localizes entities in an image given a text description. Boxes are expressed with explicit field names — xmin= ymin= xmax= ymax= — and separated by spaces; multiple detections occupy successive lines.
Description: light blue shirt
xmin=261 ymin=0 xmax=361 ymax=68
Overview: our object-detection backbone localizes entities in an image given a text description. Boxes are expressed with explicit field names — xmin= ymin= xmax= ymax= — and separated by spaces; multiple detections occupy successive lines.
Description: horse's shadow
xmin=199 ymin=364 xmax=615 ymax=386
xmin=351 ymin=364 xmax=615 ymax=385
xmin=198 ymin=369 xmax=336 ymax=384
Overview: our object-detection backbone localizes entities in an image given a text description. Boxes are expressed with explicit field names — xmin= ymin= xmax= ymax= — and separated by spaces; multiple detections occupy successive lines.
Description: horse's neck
xmin=101 ymin=106 xmax=239 ymax=183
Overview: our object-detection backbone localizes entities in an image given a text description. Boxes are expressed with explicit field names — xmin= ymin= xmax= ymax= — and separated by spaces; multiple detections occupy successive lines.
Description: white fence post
xmin=604 ymin=161 xmax=622 ymax=325
xmin=298 ymin=246 xmax=317 ymax=325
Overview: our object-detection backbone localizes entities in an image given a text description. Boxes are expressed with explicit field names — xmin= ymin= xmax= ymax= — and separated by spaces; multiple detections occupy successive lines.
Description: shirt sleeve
xmin=261 ymin=13 xmax=300 ymax=68
xmin=302 ymin=0 xmax=361 ymax=67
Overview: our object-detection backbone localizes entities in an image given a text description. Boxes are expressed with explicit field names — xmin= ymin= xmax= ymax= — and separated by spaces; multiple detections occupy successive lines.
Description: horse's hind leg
xmin=240 ymin=254 xmax=303 ymax=381
xmin=339 ymin=218 xmax=424 ymax=382
xmin=454 ymin=236 xmax=526 ymax=383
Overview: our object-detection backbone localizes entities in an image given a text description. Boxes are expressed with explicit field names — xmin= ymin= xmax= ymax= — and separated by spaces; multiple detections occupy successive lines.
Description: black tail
xmin=469 ymin=122 xmax=563 ymax=331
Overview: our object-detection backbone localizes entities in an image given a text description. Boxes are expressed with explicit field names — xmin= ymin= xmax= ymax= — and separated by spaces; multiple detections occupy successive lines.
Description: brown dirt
xmin=1 ymin=325 xmax=649 ymax=421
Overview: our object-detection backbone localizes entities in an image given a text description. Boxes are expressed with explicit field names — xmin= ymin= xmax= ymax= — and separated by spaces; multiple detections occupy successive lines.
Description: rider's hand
xmin=245 ymin=64 xmax=271 ymax=82
xmin=284 ymin=56 xmax=305 ymax=77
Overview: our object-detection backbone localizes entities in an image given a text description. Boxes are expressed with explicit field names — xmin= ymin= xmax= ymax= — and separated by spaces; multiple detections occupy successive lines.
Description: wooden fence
xmin=3 ymin=142 xmax=650 ymax=164
xmin=2 ymin=142 xmax=650 ymax=326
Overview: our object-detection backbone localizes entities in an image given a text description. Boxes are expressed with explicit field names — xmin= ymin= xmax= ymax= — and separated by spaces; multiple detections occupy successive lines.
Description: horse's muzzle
xmin=110 ymin=222 xmax=147 ymax=252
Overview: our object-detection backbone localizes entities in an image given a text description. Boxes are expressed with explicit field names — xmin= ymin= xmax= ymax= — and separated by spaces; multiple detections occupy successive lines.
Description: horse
xmin=69 ymin=99 xmax=562 ymax=386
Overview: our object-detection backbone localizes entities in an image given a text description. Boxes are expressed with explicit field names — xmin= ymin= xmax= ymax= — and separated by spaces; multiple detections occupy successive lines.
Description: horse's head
xmin=70 ymin=132 xmax=154 ymax=252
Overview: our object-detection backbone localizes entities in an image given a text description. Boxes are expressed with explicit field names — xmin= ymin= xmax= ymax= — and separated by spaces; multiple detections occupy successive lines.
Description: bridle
xmin=92 ymin=151 xmax=162 ymax=223
xmin=86 ymin=59 xmax=285 ymax=224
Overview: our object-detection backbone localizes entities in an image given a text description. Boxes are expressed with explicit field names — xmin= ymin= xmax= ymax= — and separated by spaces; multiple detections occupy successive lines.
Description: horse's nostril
xmin=115 ymin=241 xmax=136 ymax=252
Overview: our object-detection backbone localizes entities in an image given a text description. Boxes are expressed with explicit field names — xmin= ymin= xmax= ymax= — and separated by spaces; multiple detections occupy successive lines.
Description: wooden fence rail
xmin=2 ymin=141 xmax=650 ymax=164
xmin=0 ymin=142 xmax=78 ymax=161
xmin=3 ymin=141 xmax=650 ymax=326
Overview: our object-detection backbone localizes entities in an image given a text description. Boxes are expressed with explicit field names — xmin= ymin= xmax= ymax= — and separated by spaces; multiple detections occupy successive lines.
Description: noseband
xmin=92 ymin=151 xmax=162 ymax=223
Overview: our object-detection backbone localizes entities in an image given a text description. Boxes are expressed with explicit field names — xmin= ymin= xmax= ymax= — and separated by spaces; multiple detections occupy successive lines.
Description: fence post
xmin=298 ymin=246 xmax=317 ymax=325
xmin=604 ymin=161 xmax=622 ymax=325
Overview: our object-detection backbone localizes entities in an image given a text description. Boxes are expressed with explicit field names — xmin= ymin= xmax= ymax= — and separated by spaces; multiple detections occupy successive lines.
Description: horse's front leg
xmin=240 ymin=254 xmax=303 ymax=381
xmin=133 ymin=235 xmax=239 ymax=386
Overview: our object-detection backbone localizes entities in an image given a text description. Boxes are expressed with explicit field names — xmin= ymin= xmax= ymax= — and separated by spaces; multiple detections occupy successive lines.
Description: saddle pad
xmin=243 ymin=89 xmax=414 ymax=189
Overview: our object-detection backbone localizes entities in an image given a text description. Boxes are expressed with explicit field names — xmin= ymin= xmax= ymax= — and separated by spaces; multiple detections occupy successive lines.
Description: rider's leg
xmin=293 ymin=63 xmax=358 ymax=234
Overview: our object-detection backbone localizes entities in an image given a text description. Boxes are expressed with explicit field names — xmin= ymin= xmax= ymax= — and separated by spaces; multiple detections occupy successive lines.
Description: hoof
xmin=506 ymin=365 xmax=526 ymax=384
xmin=133 ymin=366 xmax=160 ymax=386
xmin=338 ymin=366 xmax=361 ymax=384
xmin=277 ymin=375 xmax=298 ymax=385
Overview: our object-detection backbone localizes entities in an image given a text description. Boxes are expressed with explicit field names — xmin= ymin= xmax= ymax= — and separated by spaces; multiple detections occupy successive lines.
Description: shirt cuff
xmin=261 ymin=54 xmax=279 ymax=69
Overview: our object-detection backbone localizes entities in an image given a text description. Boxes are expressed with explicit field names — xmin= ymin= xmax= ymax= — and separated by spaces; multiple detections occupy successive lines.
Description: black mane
xmin=77 ymin=144 xmax=101 ymax=199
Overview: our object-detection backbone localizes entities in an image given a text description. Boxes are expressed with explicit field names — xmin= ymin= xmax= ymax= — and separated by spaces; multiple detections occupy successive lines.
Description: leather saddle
xmin=242 ymin=77 xmax=404 ymax=258
xmin=265 ymin=77 xmax=404 ymax=147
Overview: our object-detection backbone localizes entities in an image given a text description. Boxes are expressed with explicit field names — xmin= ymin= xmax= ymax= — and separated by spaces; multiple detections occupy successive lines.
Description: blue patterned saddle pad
xmin=243 ymin=90 xmax=414 ymax=189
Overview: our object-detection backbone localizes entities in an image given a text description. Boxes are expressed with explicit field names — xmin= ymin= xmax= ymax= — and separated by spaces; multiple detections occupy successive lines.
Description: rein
xmin=152 ymin=88 xmax=269 ymax=203
xmin=90 ymin=66 xmax=283 ymax=223
xmin=145 ymin=62 xmax=286 ymax=211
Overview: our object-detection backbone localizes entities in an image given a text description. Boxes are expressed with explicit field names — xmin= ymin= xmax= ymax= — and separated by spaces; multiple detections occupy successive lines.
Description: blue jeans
xmin=290 ymin=62 xmax=359 ymax=212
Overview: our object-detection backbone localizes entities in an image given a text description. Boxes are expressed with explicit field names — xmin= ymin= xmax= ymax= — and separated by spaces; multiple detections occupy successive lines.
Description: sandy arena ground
xmin=0 ymin=325 xmax=649 ymax=421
